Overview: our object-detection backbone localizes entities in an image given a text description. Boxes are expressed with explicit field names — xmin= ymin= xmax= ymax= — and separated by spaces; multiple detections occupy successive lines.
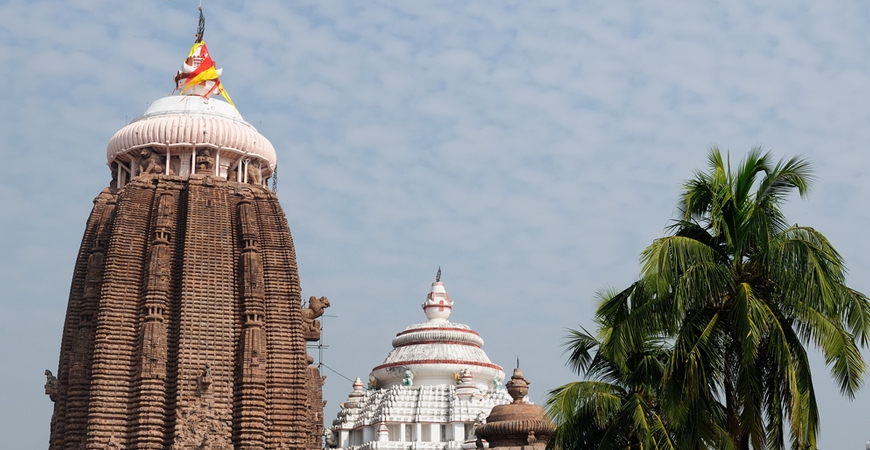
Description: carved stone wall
xmin=48 ymin=175 xmax=320 ymax=450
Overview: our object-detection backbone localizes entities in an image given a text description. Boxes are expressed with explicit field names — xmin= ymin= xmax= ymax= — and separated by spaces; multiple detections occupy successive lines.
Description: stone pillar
xmin=235 ymin=199 xmax=268 ymax=449
xmin=132 ymin=190 xmax=175 ymax=448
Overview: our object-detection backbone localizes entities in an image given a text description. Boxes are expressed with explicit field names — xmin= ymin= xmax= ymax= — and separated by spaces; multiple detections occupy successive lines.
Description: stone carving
xmin=197 ymin=363 xmax=213 ymax=396
xmin=110 ymin=162 xmax=118 ymax=189
xmin=455 ymin=368 xmax=483 ymax=400
xmin=240 ymin=324 xmax=266 ymax=383
xmin=140 ymin=317 xmax=167 ymax=379
xmin=172 ymin=402 xmax=232 ymax=450
xmin=156 ymin=192 xmax=176 ymax=230
xmin=147 ymin=245 xmax=171 ymax=290
xmin=458 ymin=368 xmax=472 ymax=383
xmin=84 ymin=251 xmax=105 ymax=297
xmin=44 ymin=369 xmax=58 ymax=402
xmin=506 ymin=367 xmax=529 ymax=403
xmin=246 ymin=160 xmax=262 ymax=185
xmin=105 ymin=434 xmax=121 ymax=450
xmin=402 ymin=370 xmax=414 ymax=386
xmin=324 ymin=428 xmax=338 ymax=448
xmin=476 ymin=411 xmax=487 ymax=426
xmin=474 ymin=367 xmax=554 ymax=449
xmin=301 ymin=296 xmax=330 ymax=341
xmin=195 ymin=149 xmax=214 ymax=174
xmin=50 ymin=179 xmax=321 ymax=449
xmin=492 ymin=374 xmax=503 ymax=390
xmin=69 ymin=317 xmax=94 ymax=382
xmin=138 ymin=148 xmax=165 ymax=175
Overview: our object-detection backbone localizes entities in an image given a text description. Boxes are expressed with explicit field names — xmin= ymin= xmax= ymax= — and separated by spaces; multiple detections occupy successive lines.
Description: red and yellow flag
xmin=180 ymin=41 xmax=235 ymax=108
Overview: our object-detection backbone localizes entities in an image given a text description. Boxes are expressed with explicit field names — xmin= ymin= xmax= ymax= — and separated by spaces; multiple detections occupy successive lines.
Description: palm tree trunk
xmin=724 ymin=342 xmax=746 ymax=450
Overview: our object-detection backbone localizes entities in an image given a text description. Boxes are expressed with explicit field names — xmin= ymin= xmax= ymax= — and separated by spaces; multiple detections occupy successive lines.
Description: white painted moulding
xmin=106 ymin=96 xmax=277 ymax=169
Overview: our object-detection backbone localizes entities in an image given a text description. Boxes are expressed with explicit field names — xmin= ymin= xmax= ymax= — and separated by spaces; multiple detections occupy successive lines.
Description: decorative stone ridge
xmin=46 ymin=175 xmax=324 ymax=450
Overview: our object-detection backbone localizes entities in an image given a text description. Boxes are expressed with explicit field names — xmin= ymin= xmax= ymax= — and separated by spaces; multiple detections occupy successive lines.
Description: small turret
xmin=475 ymin=366 xmax=555 ymax=450
xmin=423 ymin=268 xmax=453 ymax=321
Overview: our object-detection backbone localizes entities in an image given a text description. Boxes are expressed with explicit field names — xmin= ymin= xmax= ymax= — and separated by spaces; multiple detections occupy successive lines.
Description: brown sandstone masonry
xmin=49 ymin=175 xmax=322 ymax=450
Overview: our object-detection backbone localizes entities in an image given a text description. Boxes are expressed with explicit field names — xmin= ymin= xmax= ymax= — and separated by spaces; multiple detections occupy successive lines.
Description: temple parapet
xmin=106 ymin=96 xmax=276 ymax=188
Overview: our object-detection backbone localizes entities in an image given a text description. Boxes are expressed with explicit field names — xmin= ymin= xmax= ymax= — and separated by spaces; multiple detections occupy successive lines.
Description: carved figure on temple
xmin=492 ymin=374 xmax=503 ymax=390
xmin=197 ymin=363 xmax=212 ymax=395
xmin=476 ymin=411 xmax=487 ymax=426
xmin=301 ymin=296 xmax=330 ymax=341
xmin=44 ymin=369 xmax=58 ymax=402
xmin=402 ymin=370 xmax=414 ymax=386
xmin=172 ymin=402 xmax=232 ymax=450
xmin=324 ymin=428 xmax=338 ymax=448
xmin=246 ymin=159 xmax=262 ymax=185
xmin=458 ymin=368 xmax=472 ymax=384
xmin=110 ymin=162 xmax=118 ymax=188
xmin=105 ymin=434 xmax=122 ymax=450
xmin=138 ymin=147 xmax=165 ymax=175
xmin=468 ymin=411 xmax=487 ymax=442
xmin=195 ymin=148 xmax=214 ymax=174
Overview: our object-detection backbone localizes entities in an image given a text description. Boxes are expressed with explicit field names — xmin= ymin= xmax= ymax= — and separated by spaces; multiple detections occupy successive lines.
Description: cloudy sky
xmin=2 ymin=0 xmax=870 ymax=448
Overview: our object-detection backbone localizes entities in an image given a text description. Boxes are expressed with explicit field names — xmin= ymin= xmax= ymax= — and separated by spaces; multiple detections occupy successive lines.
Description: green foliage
xmin=547 ymin=148 xmax=870 ymax=450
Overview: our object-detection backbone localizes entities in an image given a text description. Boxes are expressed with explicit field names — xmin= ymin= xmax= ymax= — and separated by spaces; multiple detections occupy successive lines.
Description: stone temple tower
xmin=44 ymin=16 xmax=326 ymax=450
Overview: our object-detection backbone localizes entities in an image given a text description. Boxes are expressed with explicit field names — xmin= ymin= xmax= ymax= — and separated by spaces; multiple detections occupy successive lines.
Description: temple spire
xmin=173 ymin=6 xmax=234 ymax=107
xmin=423 ymin=275 xmax=453 ymax=321
xmin=195 ymin=6 xmax=205 ymax=43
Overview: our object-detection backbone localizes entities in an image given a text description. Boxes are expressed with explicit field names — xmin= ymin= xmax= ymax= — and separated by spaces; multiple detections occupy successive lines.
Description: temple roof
xmin=474 ymin=367 xmax=555 ymax=450
xmin=106 ymin=96 xmax=277 ymax=169
xmin=105 ymin=16 xmax=276 ymax=176
xmin=369 ymin=278 xmax=505 ymax=390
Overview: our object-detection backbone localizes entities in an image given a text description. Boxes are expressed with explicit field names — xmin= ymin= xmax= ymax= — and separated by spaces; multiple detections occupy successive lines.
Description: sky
xmin=2 ymin=0 xmax=870 ymax=448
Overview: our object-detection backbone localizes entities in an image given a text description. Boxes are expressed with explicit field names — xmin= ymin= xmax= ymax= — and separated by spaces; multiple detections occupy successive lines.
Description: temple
xmin=326 ymin=277 xmax=515 ymax=450
xmin=45 ymin=12 xmax=324 ymax=450
xmin=106 ymin=37 xmax=273 ymax=188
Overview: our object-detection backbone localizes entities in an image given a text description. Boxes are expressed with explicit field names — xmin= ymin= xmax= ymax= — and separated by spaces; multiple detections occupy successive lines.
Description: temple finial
xmin=172 ymin=6 xmax=235 ymax=108
xmin=436 ymin=266 xmax=441 ymax=282
xmin=195 ymin=6 xmax=205 ymax=43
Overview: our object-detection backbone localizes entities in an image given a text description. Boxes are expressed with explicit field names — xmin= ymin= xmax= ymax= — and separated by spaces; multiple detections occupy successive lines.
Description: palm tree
xmin=546 ymin=287 xmax=676 ymax=450
xmin=548 ymin=148 xmax=870 ymax=450
xmin=626 ymin=148 xmax=870 ymax=449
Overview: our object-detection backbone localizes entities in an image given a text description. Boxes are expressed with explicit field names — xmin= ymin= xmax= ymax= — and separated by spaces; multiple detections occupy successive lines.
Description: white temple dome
xmin=103 ymin=37 xmax=276 ymax=188
xmin=328 ymin=276 xmax=512 ymax=450
xmin=369 ymin=279 xmax=505 ymax=391
xmin=107 ymin=96 xmax=277 ymax=170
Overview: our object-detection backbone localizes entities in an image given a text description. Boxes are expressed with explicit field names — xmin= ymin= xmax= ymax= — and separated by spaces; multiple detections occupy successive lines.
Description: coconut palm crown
xmin=549 ymin=148 xmax=870 ymax=450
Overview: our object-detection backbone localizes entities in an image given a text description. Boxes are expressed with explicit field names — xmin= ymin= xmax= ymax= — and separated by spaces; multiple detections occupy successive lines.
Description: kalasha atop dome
xmin=327 ymin=274 xmax=512 ymax=450
xmin=104 ymin=23 xmax=276 ymax=188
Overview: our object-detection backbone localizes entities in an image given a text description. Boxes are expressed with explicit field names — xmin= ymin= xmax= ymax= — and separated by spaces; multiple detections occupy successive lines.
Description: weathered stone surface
xmin=48 ymin=175 xmax=323 ymax=450
xmin=474 ymin=368 xmax=554 ymax=450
